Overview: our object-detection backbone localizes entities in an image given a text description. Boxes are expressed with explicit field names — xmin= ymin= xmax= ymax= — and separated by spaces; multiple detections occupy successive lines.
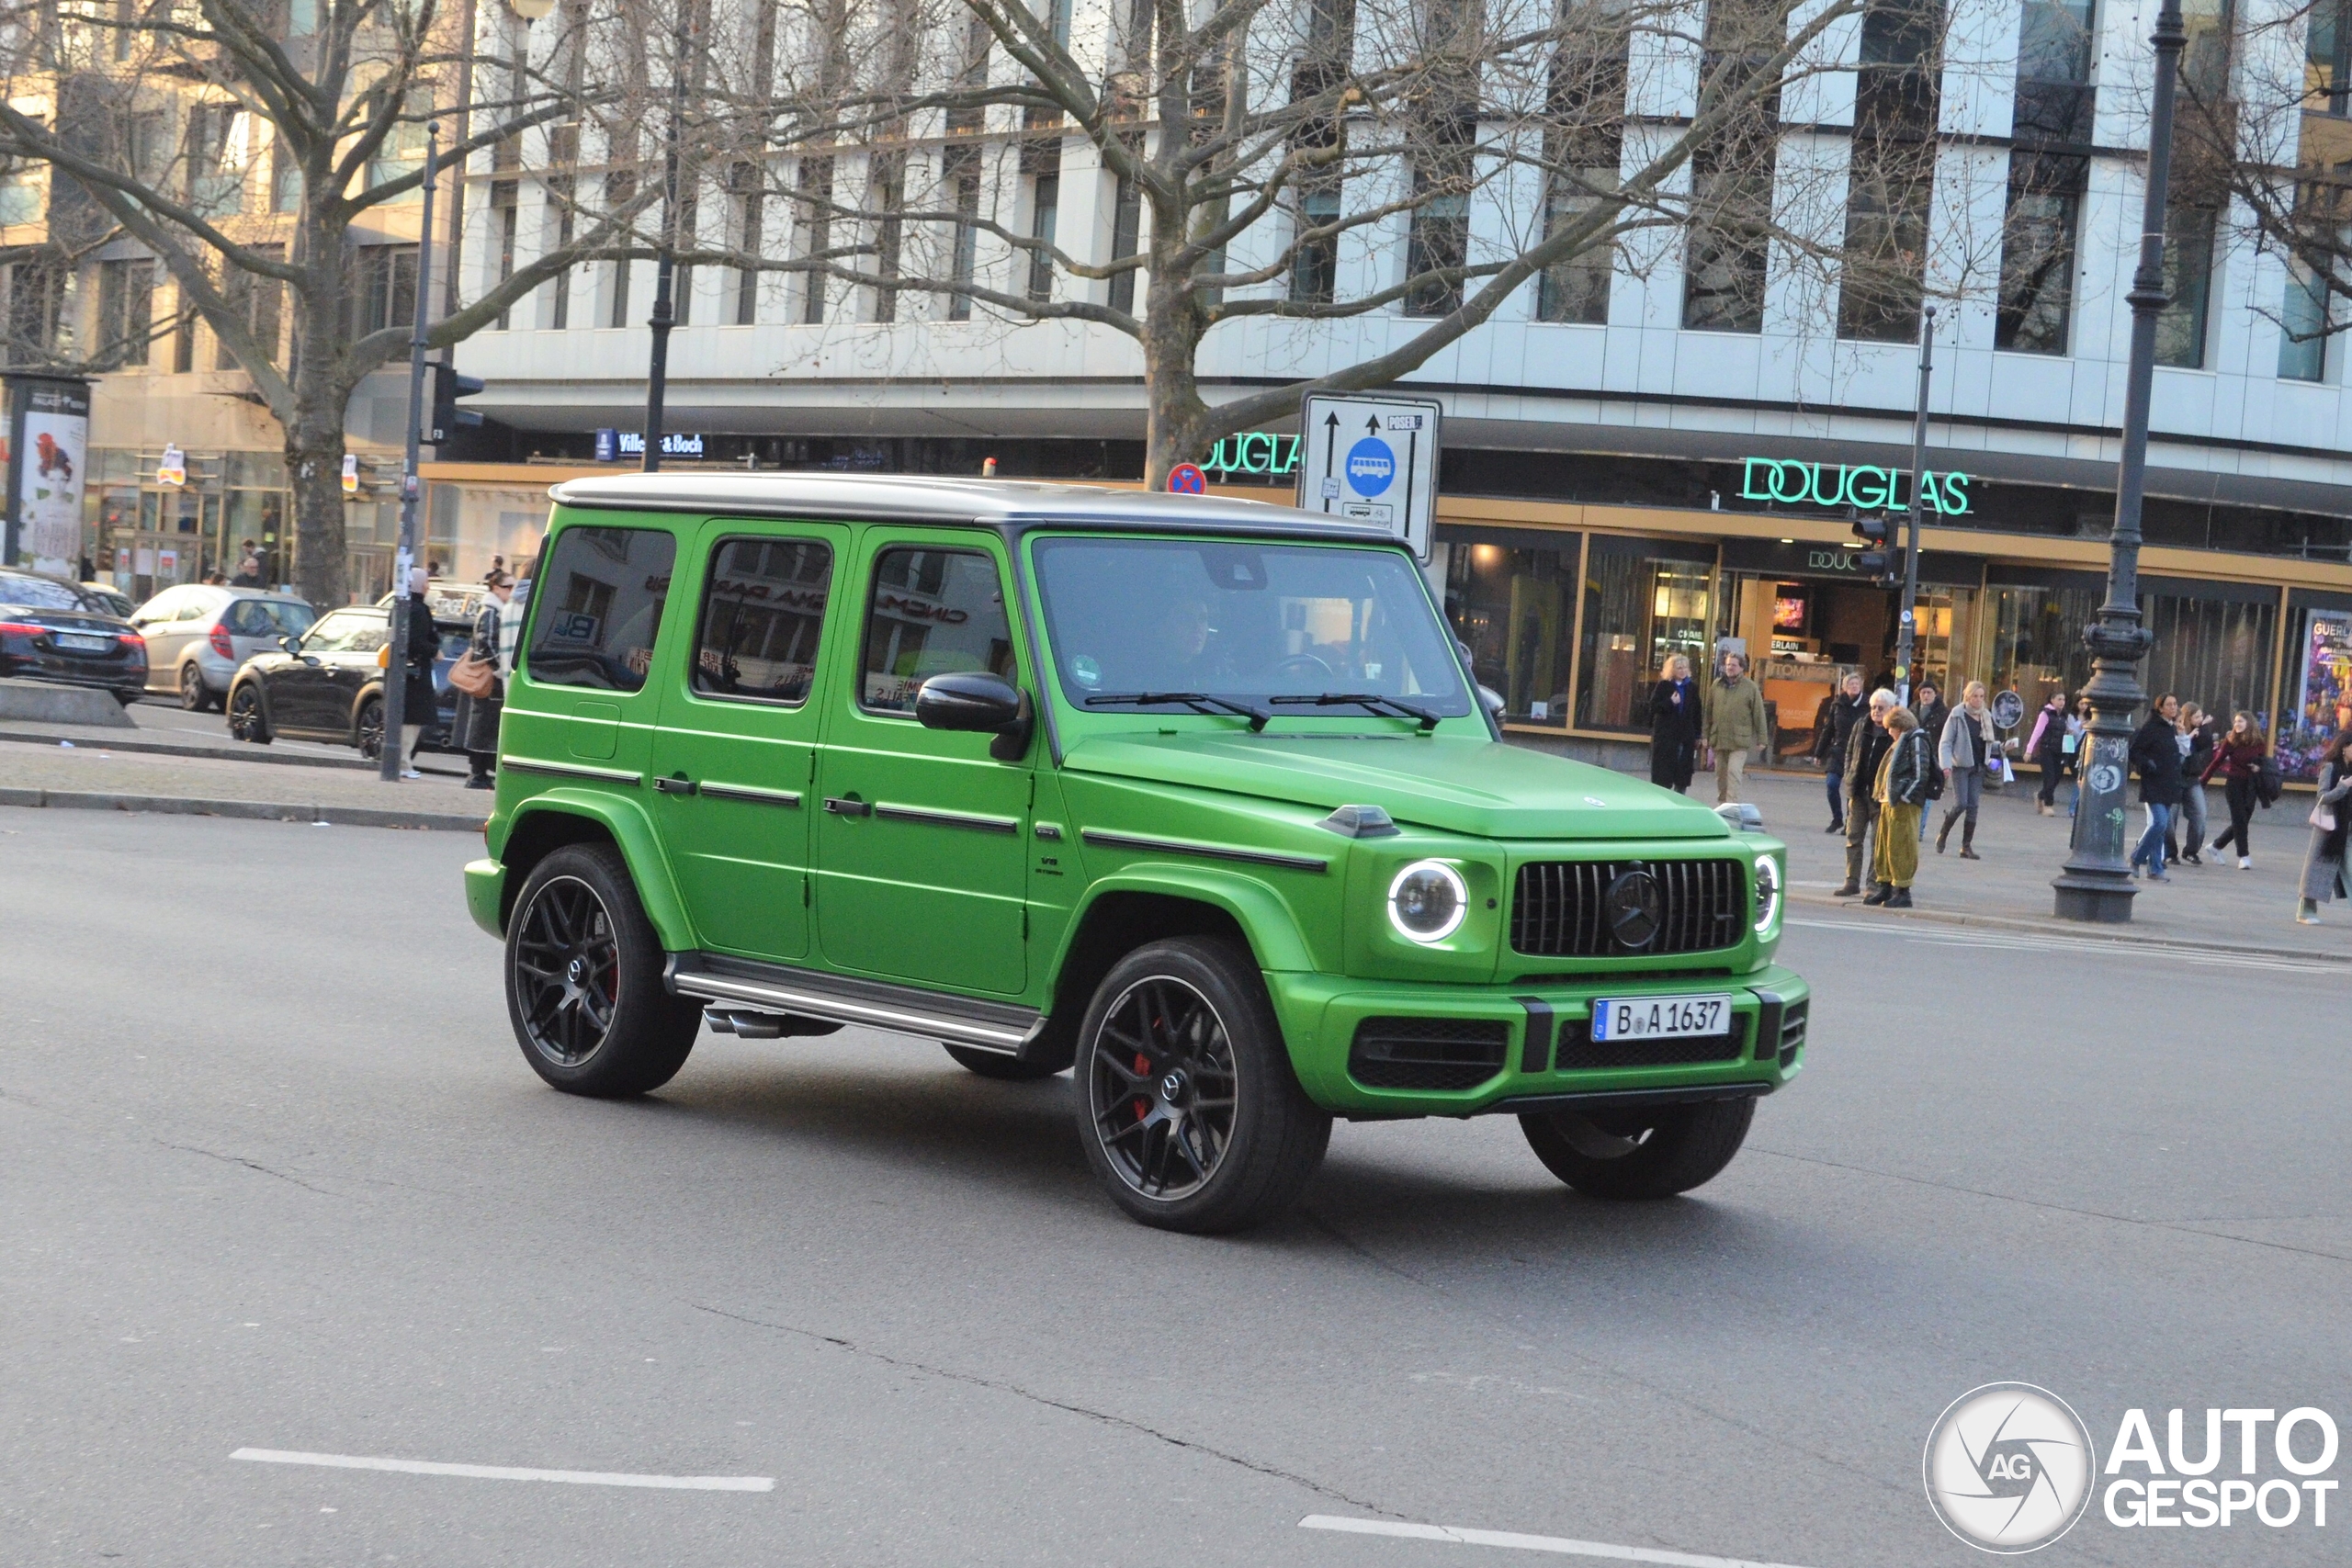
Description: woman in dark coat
xmin=453 ymin=570 xmax=516 ymax=789
xmin=2127 ymin=694 xmax=2185 ymax=882
xmin=2297 ymin=730 xmax=2352 ymax=924
xmin=1646 ymin=653 xmax=1701 ymax=793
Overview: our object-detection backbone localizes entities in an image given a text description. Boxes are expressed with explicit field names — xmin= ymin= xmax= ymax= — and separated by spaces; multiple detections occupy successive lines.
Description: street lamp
xmin=2053 ymin=0 xmax=2185 ymax=921
xmin=380 ymin=120 xmax=438 ymax=784
xmin=1893 ymin=304 xmax=1937 ymax=709
xmin=639 ymin=2 xmax=691 ymax=474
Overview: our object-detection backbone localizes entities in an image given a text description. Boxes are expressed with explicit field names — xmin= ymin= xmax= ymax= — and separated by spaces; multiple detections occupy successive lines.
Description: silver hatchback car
xmin=130 ymin=584 xmax=318 ymax=710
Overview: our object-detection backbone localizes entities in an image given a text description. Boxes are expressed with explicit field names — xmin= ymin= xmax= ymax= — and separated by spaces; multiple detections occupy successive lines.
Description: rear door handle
xmin=822 ymin=795 xmax=871 ymax=817
xmin=654 ymin=774 xmax=697 ymax=795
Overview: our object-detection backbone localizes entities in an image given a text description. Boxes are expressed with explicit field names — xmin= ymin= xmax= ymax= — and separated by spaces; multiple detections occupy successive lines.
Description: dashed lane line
xmin=229 ymin=1448 xmax=774 ymax=1491
xmin=1298 ymin=1514 xmax=1815 ymax=1568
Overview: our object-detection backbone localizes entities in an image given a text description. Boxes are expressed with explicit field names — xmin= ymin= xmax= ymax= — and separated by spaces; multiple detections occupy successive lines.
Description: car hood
xmin=1060 ymin=732 xmax=1734 ymax=840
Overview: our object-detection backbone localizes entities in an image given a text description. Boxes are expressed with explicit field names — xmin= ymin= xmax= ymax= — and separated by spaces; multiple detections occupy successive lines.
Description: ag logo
xmin=1924 ymin=1382 xmax=2097 ymax=1553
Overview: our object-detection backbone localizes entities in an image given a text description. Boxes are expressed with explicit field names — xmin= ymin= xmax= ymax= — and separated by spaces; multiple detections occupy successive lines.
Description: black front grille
xmin=1349 ymin=1017 xmax=1510 ymax=1091
xmin=1555 ymin=1015 xmax=1747 ymax=1071
xmin=1510 ymin=860 xmax=1746 ymax=957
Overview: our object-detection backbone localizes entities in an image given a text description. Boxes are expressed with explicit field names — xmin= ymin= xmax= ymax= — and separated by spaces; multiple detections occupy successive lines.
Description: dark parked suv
xmin=0 ymin=569 xmax=148 ymax=703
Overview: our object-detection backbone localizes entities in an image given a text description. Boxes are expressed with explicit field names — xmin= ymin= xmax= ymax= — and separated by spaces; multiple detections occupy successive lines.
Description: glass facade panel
xmin=1439 ymin=536 xmax=1581 ymax=726
xmin=1575 ymin=536 xmax=1715 ymax=731
xmin=2143 ymin=588 xmax=2276 ymax=724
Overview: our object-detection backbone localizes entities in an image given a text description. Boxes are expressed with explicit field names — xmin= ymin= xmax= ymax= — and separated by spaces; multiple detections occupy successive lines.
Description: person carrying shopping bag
xmin=2296 ymin=731 xmax=2352 ymax=924
xmin=1935 ymin=681 xmax=1997 ymax=859
xmin=449 ymin=570 xmax=517 ymax=789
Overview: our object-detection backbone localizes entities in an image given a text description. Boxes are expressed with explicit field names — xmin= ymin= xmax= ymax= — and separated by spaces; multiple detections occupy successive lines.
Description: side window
xmin=301 ymin=611 xmax=365 ymax=651
xmin=692 ymin=536 xmax=834 ymax=705
xmin=525 ymin=525 xmax=677 ymax=693
xmin=858 ymin=546 xmax=1015 ymax=714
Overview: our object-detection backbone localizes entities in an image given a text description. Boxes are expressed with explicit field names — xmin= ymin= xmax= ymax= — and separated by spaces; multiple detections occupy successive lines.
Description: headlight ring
xmin=1753 ymin=854 xmax=1782 ymax=933
xmin=1387 ymin=859 xmax=1469 ymax=943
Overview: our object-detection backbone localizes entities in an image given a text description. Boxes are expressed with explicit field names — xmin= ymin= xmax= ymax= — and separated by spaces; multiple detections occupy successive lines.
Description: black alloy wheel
xmin=1075 ymin=938 xmax=1329 ymax=1233
xmin=226 ymin=682 xmax=270 ymax=743
xmin=503 ymin=843 xmax=699 ymax=1096
xmin=356 ymin=695 xmax=385 ymax=760
xmin=1519 ymin=1097 xmax=1756 ymax=1200
xmin=178 ymin=663 xmax=212 ymax=711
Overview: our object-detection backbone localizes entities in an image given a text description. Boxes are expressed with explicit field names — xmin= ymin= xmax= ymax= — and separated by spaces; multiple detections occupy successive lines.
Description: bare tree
xmin=664 ymin=0 xmax=1971 ymax=483
xmin=0 ymin=0 xmax=671 ymax=605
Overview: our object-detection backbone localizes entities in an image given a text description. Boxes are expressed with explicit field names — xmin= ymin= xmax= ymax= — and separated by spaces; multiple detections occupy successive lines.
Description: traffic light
xmin=427 ymin=363 xmax=485 ymax=445
xmin=1852 ymin=514 xmax=1900 ymax=585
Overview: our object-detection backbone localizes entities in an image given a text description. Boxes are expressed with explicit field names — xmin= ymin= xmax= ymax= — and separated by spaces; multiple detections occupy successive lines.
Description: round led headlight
xmin=1753 ymin=853 xmax=1782 ymax=933
xmin=1387 ymin=859 xmax=1468 ymax=943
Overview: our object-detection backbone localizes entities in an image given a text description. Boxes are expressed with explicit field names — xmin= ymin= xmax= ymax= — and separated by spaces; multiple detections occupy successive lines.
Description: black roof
xmin=544 ymin=472 xmax=1400 ymax=545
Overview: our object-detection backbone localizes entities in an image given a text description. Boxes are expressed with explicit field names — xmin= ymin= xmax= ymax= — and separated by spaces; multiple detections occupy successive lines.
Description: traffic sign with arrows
xmin=1294 ymin=393 xmax=1443 ymax=560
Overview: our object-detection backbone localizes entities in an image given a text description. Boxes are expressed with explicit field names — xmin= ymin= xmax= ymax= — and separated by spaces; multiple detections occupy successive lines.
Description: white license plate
xmin=53 ymin=634 xmax=111 ymax=652
xmin=1589 ymin=994 xmax=1732 ymax=1042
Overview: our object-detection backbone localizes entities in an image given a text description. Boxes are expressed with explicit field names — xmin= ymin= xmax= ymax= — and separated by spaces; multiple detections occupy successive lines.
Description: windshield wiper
xmin=1084 ymin=691 xmax=1269 ymax=731
xmin=1267 ymin=693 xmax=1442 ymax=731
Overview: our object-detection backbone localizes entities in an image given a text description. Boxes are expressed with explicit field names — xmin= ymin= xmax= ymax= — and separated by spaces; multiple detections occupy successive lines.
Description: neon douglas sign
xmin=1203 ymin=432 xmax=1300 ymax=479
xmin=1739 ymin=457 xmax=1973 ymax=516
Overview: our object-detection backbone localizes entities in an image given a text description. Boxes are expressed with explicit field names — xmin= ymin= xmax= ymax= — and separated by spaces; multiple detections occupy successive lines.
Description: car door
xmin=269 ymin=609 xmax=359 ymax=731
xmin=322 ymin=609 xmax=392 ymax=732
xmin=132 ymin=588 xmax=192 ymax=690
xmin=811 ymin=531 xmax=1033 ymax=997
xmin=651 ymin=521 xmax=847 ymax=962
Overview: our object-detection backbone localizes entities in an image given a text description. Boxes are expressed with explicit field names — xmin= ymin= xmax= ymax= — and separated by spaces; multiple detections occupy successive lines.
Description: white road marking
xmin=1298 ymin=1515 xmax=1815 ymax=1568
xmin=1785 ymin=918 xmax=2338 ymax=974
xmin=229 ymin=1448 xmax=774 ymax=1491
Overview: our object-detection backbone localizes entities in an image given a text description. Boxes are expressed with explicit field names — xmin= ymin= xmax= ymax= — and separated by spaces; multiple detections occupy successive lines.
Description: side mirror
xmin=278 ymin=633 xmax=301 ymax=654
xmin=1716 ymin=801 xmax=1765 ymax=833
xmin=1477 ymin=683 xmax=1506 ymax=718
xmin=916 ymin=671 xmax=1035 ymax=761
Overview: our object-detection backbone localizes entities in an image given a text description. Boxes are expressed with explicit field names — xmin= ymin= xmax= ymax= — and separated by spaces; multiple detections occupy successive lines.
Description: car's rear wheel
xmin=943 ymin=1043 xmax=1062 ymax=1081
xmin=1074 ymin=938 xmax=1329 ymax=1234
xmin=1520 ymin=1098 xmax=1756 ymax=1200
xmin=505 ymin=843 xmax=699 ymax=1097
xmin=178 ymin=662 xmax=213 ymax=711
xmin=226 ymin=682 xmax=270 ymax=743
xmin=356 ymin=695 xmax=384 ymax=760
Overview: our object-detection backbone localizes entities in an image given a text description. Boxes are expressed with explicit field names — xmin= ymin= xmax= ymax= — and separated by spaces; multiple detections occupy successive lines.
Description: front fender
xmin=1065 ymin=866 xmax=1324 ymax=975
xmin=494 ymin=788 xmax=695 ymax=952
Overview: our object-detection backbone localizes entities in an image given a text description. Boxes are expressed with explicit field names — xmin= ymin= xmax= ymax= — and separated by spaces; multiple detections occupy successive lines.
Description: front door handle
xmin=654 ymin=774 xmax=697 ymax=795
xmin=822 ymin=795 xmax=871 ymax=817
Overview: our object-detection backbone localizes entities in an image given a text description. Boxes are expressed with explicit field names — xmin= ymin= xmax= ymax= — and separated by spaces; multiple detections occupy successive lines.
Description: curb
xmin=0 ymin=727 xmax=377 ymax=771
xmin=0 ymin=786 xmax=485 ymax=833
xmin=1785 ymin=889 xmax=2352 ymax=964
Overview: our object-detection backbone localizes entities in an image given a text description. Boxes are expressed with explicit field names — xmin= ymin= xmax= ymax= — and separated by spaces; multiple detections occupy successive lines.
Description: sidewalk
xmin=0 ymin=735 xmax=486 ymax=830
xmin=1724 ymin=763 xmax=2351 ymax=962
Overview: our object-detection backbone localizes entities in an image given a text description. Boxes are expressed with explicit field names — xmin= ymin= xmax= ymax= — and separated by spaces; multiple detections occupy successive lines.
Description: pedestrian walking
xmin=1645 ymin=654 xmax=1702 ymax=794
xmin=2026 ymin=689 xmax=2069 ymax=815
xmin=2204 ymin=712 xmax=2267 ymax=868
xmin=1834 ymin=688 xmax=1897 ymax=898
xmin=1814 ymin=671 xmax=1867 ymax=833
xmin=1912 ymin=680 xmax=1950 ymax=839
xmin=453 ymin=570 xmax=518 ymax=789
xmin=2175 ymin=704 xmax=2218 ymax=864
xmin=1867 ymin=705 xmax=1933 ymax=908
xmin=2296 ymin=731 xmax=2352 ymax=924
xmin=2127 ymin=694 xmax=2185 ymax=882
xmin=1702 ymin=651 xmax=1768 ymax=806
xmin=396 ymin=567 xmax=442 ymax=779
xmin=1935 ymin=681 xmax=1997 ymax=859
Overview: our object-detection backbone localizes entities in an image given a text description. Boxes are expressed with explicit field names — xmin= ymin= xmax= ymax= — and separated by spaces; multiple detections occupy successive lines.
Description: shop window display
xmin=1576 ymin=536 xmax=1714 ymax=731
xmin=1440 ymin=535 xmax=1579 ymax=726
xmin=2282 ymin=606 xmax=2350 ymax=779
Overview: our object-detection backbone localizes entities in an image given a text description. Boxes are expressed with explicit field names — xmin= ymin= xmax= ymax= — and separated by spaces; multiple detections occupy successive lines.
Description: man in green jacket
xmin=1702 ymin=651 xmax=1770 ymax=805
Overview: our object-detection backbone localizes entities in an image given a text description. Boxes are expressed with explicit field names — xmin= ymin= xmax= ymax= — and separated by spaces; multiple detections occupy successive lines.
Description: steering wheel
xmin=1272 ymin=652 xmax=1333 ymax=683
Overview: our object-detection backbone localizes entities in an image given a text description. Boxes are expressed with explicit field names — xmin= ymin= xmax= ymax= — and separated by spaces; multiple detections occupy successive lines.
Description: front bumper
xmin=1267 ymin=964 xmax=1809 ymax=1118
xmin=465 ymin=857 xmax=505 ymax=940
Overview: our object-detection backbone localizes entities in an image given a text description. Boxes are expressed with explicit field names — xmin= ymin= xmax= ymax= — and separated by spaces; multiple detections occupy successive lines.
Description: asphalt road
xmin=4 ymin=808 xmax=2346 ymax=1568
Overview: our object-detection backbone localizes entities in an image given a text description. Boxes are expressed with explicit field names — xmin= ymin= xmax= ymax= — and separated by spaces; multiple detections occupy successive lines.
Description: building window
xmin=366 ymin=87 xmax=433 ymax=202
xmin=728 ymin=162 xmax=763 ymax=326
xmin=1111 ymin=174 xmax=1145 ymax=311
xmin=2155 ymin=203 xmax=2217 ymax=368
xmin=187 ymin=103 xmax=248 ymax=216
xmin=546 ymin=174 xmax=576 ymax=330
xmin=1441 ymin=534 xmax=1581 ymax=727
xmin=2180 ymin=0 xmax=2233 ymax=104
xmin=1536 ymin=3 xmax=1627 ymax=325
xmin=1838 ymin=0 xmax=1941 ymax=343
xmin=1538 ymin=174 xmax=1614 ymax=323
xmin=0 ymin=157 xmax=40 ymax=226
xmin=350 ymin=243 xmax=419 ymax=337
xmin=2 ymin=257 xmax=66 ymax=364
xmin=1996 ymin=152 xmax=2086 ymax=353
xmin=491 ymin=180 xmax=519 ymax=329
xmin=1575 ymin=536 xmax=1716 ymax=730
xmin=945 ymin=145 xmax=980 ymax=321
xmin=218 ymin=244 xmax=285 ymax=368
xmin=2012 ymin=0 xmax=2098 ymax=143
xmin=869 ymin=157 xmax=901 ymax=322
xmin=604 ymin=171 xmax=637 ymax=328
xmin=173 ymin=301 xmax=198 ymax=371
xmin=1025 ymin=141 xmax=1060 ymax=301
xmin=2312 ymin=0 xmax=2351 ymax=115
xmin=797 ymin=156 xmax=833 ymax=324
xmin=2278 ymin=258 xmax=2330 ymax=379
xmin=1288 ymin=183 xmax=1340 ymax=305
xmin=1682 ymin=0 xmax=1781 ymax=333
xmin=96 ymin=259 xmax=154 ymax=367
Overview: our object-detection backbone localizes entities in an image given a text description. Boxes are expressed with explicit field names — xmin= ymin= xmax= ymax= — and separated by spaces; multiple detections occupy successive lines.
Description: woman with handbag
xmin=2204 ymin=712 xmax=2267 ymax=869
xmin=1934 ymin=682 xmax=1996 ymax=859
xmin=449 ymin=570 xmax=516 ymax=790
xmin=2295 ymin=730 xmax=2352 ymax=924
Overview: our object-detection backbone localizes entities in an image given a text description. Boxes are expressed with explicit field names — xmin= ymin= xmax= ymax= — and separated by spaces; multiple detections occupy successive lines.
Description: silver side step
xmin=664 ymin=953 xmax=1046 ymax=1056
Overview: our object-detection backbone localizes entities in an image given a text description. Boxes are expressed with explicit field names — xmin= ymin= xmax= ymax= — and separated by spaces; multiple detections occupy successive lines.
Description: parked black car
xmin=0 ymin=569 xmax=148 ymax=703
xmin=225 ymin=604 xmax=470 ymax=753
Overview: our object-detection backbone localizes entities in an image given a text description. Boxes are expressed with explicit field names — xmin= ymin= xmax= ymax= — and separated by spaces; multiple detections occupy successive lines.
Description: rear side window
xmin=692 ymin=536 xmax=834 ymax=705
xmin=526 ymin=525 xmax=676 ymax=693
xmin=858 ymin=547 xmax=1014 ymax=714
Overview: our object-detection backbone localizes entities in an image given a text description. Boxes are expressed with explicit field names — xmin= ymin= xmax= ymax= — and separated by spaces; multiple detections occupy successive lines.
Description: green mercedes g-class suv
xmin=465 ymin=474 xmax=1805 ymax=1233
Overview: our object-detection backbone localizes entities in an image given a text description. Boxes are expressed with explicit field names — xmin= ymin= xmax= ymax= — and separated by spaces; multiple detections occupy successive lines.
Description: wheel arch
xmin=497 ymin=793 xmax=695 ymax=950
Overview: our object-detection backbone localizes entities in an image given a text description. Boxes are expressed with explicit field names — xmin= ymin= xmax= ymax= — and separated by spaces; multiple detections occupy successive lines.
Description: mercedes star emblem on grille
xmin=1605 ymin=867 xmax=1664 ymax=950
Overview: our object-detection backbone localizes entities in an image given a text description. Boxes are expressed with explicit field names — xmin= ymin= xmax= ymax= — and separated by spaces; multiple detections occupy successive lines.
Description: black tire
xmin=178 ymin=662 xmax=213 ymax=712
xmin=226 ymin=682 xmax=271 ymax=743
xmin=944 ymin=1043 xmax=1063 ymax=1080
xmin=504 ymin=843 xmax=701 ymax=1097
xmin=356 ymin=695 xmax=384 ymax=761
xmin=1074 ymin=937 xmax=1329 ymax=1234
xmin=1520 ymin=1097 xmax=1756 ymax=1200
xmin=113 ymin=688 xmax=141 ymax=707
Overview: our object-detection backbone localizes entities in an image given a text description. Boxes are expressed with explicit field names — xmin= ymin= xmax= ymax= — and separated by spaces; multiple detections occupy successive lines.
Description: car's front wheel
xmin=505 ymin=843 xmax=700 ymax=1097
xmin=1520 ymin=1098 xmax=1756 ymax=1200
xmin=1074 ymin=938 xmax=1329 ymax=1234
xmin=226 ymin=682 xmax=270 ymax=743
xmin=356 ymin=695 xmax=384 ymax=760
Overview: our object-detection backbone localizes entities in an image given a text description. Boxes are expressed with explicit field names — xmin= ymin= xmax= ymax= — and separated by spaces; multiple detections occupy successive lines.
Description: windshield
xmin=1032 ymin=537 xmax=1472 ymax=719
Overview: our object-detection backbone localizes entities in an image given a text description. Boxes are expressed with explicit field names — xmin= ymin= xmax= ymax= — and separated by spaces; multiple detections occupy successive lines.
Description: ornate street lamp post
xmin=2054 ymin=0 xmax=2185 ymax=921
xmin=640 ymin=3 xmax=691 ymax=474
